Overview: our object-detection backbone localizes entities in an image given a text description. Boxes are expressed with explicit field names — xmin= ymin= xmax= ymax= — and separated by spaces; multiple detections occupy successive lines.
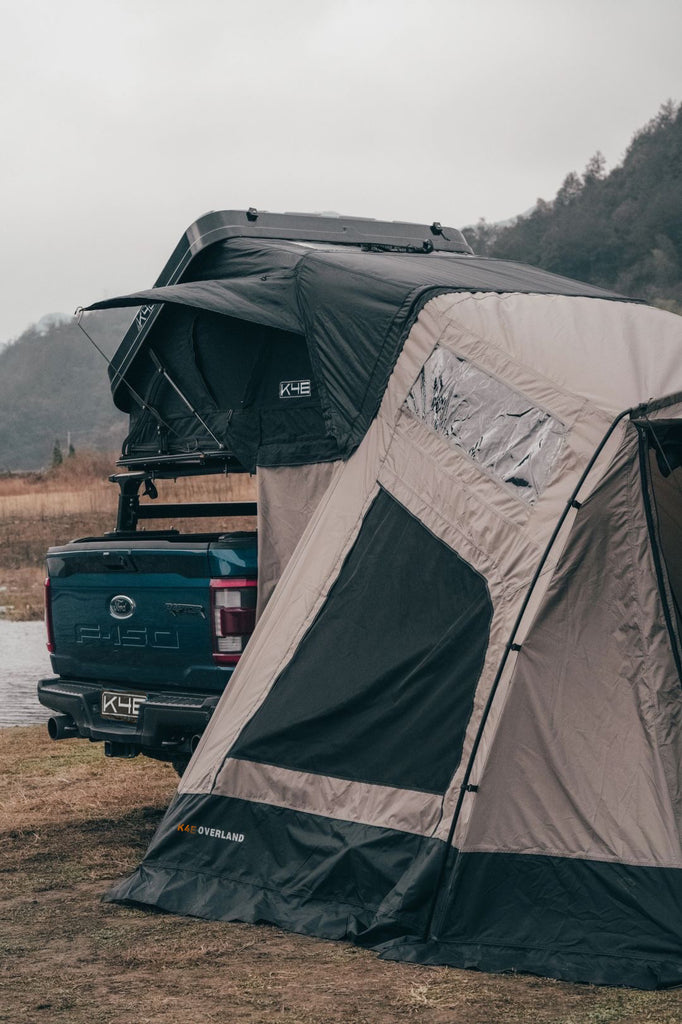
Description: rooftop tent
xmin=87 ymin=210 xmax=621 ymax=473
xmin=94 ymin=212 xmax=682 ymax=988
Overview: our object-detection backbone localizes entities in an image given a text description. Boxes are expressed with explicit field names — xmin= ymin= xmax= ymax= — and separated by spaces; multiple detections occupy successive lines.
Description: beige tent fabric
xmin=181 ymin=291 xmax=682 ymax=856
xmin=256 ymin=462 xmax=338 ymax=618
xmin=434 ymin=292 xmax=682 ymax=417
xmin=211 ymin=757 xmax=444 ymax=835
xmin=433 ymin=421 xmax=636 ymax=844
xmin=184 ymin=293 xmax=587 ymax=806
xmin=459 ymin=426 xmax=682 ymax=867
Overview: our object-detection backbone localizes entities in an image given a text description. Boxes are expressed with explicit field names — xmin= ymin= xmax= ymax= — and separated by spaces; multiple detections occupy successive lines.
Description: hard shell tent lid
xmin=85 ymin=210 xmax=629 ymax=472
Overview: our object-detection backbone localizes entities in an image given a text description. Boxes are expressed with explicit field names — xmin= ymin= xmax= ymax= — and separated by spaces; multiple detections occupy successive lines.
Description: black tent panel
xmin=231 ymin=489 xmax=493 ymax=793
xmin=118 ymin=303 xmax=340 ymax=470
xmin=107 ymin=789 xmax=443 ymax=946
xmin=380 ymin=851 xmax=682 ymax=989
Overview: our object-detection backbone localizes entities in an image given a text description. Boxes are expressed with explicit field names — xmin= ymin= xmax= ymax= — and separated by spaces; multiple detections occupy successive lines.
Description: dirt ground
xmin=2 ymin=728 xmax=682 ymax=1024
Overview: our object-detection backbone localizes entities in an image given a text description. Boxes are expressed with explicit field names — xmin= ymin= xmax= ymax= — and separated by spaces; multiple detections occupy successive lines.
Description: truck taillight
xmin=210 ymin=578 xmax=257 ymax=665
xmin=45 ymin=576 xmax=55 ymax=653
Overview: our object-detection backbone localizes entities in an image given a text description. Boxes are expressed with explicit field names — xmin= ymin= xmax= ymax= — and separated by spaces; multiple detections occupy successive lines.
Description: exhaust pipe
xmin=47 ymin=715 xmax=79 ymax=740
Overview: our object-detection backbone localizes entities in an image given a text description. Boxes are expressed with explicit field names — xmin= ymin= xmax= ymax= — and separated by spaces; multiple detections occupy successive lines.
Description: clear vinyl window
xmin=405 ymin=347 xmax=565 ymax=504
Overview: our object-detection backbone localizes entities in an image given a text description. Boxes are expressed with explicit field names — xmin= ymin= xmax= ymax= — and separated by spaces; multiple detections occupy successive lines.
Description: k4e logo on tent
xmin=279 ymin=379 xmax=311 ymax=399
xmin=177 ymin=824 xmax=245 ymax=843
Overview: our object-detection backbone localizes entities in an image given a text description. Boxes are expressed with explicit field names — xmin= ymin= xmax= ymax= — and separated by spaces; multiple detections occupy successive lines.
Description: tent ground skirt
xmin=106 ymin=790 xmax=442 ymax=944
xmin=378 ymin=937 xmax=682 ymax=990
xmin=381 ymin=849 xmax=682 ymax=989
xmin=106 ymin=791 xmax=682 ymax=989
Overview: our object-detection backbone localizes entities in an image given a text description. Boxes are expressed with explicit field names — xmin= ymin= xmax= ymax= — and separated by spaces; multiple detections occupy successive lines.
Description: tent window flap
xmin=405 ymin=347 xmax=566 ymax=504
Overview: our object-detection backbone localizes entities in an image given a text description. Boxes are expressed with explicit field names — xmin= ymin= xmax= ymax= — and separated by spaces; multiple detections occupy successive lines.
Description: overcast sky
xmin=1 ymin=0 xmax=681 ymax=344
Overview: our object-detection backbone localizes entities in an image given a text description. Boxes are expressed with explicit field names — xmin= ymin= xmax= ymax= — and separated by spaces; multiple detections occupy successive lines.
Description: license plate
xmin=101 ymin=690 xmax=147 ymax=721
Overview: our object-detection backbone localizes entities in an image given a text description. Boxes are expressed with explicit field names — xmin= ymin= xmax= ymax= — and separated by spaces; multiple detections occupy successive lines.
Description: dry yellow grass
xmin=0 ymin=724 xmax=176 ymax=833
xmin=0 ymin=452 xmax=257 ymax=619
xmin=0 ymin=485 xmax=116 ymax=519
xmin=0 ymin=452 xmax=256 ymax=519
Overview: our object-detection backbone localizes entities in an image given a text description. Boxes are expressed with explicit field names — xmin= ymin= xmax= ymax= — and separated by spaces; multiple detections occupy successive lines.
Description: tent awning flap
xmin=86 ymin=238 xmax=305 ymax=335
xmin=86 ymin=274 xmax=303 ymax=334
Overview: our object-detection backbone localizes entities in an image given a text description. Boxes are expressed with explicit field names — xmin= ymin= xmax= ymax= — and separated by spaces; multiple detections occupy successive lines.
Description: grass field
xmin=3 ymin=726 xmax=682 ymax=1024
xmin=0 ymin=452 xmax=256 ymax=620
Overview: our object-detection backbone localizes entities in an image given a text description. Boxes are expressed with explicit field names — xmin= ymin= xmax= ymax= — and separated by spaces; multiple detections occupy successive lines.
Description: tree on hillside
xmin=464 ymin=101 xmax=682 ymax=312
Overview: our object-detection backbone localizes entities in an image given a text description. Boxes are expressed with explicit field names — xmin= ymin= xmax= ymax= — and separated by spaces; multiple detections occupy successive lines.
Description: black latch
xmin=143 ymin=478 xmax=158 ymax=500
xmin=102 ymin=551 xmax=136 ymax=572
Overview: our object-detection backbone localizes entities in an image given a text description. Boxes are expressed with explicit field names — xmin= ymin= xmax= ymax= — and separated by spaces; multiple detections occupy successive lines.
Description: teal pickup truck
xmin=38 ymin=472 xmax=257 ymax=775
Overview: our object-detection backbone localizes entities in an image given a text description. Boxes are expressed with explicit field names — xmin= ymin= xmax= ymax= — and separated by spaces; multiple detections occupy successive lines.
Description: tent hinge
xmin=571 ymin=499 xmax=582 ymax=510
xmin=508 ymin=642 xmax=522 ymax=652
xmin=464 ymin=784 xmax=479 ymax=793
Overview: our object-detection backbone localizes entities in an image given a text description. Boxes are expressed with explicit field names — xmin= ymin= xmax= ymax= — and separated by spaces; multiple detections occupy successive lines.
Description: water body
xmin=0 ymin=619 xmax=52 ymax=727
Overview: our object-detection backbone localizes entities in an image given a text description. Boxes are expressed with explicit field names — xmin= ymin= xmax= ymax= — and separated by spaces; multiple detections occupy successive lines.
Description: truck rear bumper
xmin=37 ymin=677 xmax=219 ymax=760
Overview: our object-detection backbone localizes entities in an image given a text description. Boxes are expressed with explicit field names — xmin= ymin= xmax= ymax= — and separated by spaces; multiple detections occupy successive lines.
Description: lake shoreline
xmin=0 ymin=619 xmax=52 ymax=727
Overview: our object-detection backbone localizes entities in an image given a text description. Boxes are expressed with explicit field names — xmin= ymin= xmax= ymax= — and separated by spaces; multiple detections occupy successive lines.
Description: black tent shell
xmin=87 ymin=211 xmax=629 ymax=473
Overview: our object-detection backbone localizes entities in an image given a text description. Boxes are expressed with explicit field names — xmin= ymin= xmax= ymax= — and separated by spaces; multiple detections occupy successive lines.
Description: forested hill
xmin=463 ymin=101 xmax=682 ymax=312
xmin=0 ymin=310 xmax=131 ymax=471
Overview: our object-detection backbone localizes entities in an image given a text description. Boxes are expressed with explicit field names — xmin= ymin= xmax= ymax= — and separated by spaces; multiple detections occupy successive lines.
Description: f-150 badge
xmin=109 ymin=594 xmax=136 ymax=619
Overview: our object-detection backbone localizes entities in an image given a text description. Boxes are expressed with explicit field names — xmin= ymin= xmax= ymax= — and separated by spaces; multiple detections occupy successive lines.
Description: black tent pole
xmin=147 ymin=349 xmax=226 ymax=451
xmin=74 ymin=309 xmax=181 ymax=440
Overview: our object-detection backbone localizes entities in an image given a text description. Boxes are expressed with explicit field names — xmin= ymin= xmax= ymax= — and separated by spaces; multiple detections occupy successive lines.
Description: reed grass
xmin=0 ymin=452 xmax=257 ymax=619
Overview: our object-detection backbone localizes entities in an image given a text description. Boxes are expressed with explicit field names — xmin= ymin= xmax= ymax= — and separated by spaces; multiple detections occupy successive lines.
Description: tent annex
xmin=91 ymin=213 xmax=682 ymax=988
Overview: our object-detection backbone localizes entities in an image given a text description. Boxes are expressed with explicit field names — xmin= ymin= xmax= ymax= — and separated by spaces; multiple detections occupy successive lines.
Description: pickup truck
xmin=38 ymin=471 xmax=257 ymax=775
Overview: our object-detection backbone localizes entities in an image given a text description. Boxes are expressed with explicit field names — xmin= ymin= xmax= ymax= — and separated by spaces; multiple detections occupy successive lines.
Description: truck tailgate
xmin=46 ymin=534 xmax=256 ymax=692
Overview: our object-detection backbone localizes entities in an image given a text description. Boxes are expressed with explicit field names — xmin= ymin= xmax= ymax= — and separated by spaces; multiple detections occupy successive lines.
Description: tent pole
xmin=423 ymin=402 xmax=637 ymax=941
xmin=147 ymin=349 xmax=226 ymax=450
xmin=74 ymin=309 xmax=181 ymax=441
